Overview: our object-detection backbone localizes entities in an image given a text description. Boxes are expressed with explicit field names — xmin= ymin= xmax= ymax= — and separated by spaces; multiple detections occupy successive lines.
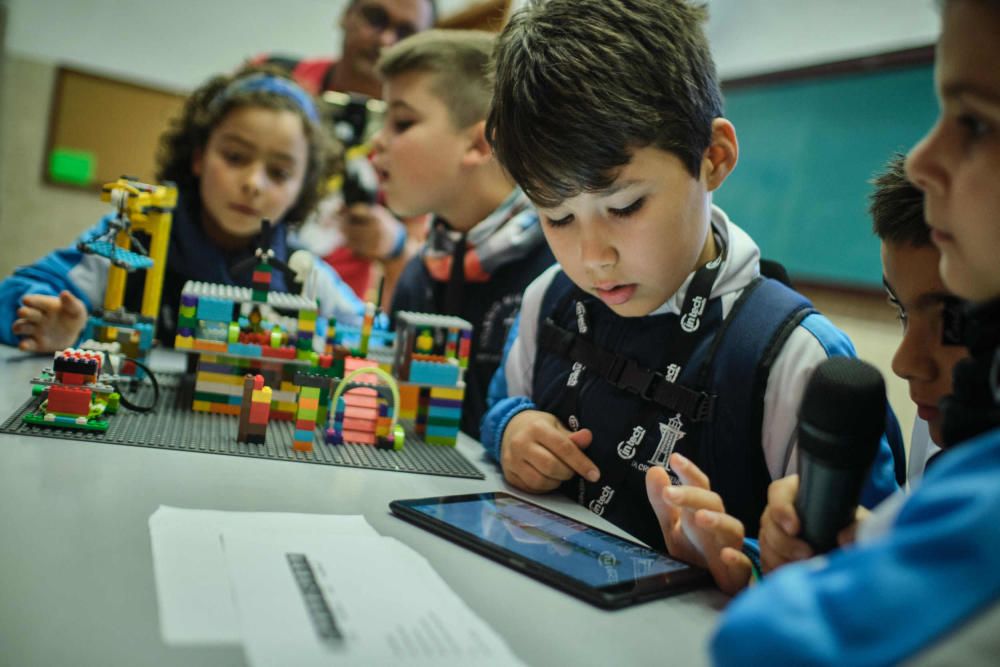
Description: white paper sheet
xmin=149 ymin=505 xmax=377 ymax=644
xmin=222 ymin=529 xmax=526 ymax=667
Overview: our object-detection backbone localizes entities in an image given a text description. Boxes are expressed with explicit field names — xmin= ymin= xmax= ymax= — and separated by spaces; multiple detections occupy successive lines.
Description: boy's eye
xmin=544 ymin=213 xmax=574 ymax=228
xmin=609 ymin=197 xmax=645 ymax=218
xmin=885 ymin=293 xmax=908 ymax=329
xmin=392 ymin=119 xmax=415 ymax=133
xmin=957 ymin=113 xmax=991 ymax=141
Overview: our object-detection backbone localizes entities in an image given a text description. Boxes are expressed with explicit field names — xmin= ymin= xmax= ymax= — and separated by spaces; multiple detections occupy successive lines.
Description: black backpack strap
xmin=698 ymin=277 xmax=815 ymax=536
xmin=539 ymin=318 xmax=716 ymax=421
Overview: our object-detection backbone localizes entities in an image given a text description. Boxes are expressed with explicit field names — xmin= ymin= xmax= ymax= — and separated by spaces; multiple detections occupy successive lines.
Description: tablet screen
xmin=391 ymin=492 xmax=709 ymax=607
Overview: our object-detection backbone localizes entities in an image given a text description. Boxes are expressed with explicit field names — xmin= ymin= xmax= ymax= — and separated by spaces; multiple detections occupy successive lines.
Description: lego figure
xmin=237 ymin=374 xmax=272 ymax=444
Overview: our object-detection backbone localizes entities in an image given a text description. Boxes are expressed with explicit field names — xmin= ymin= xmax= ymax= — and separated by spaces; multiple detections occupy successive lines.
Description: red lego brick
xmin=248 ymin=401 xmax=271 ymax=425
xmin=48 ymin=385 xmax=92 ymax=415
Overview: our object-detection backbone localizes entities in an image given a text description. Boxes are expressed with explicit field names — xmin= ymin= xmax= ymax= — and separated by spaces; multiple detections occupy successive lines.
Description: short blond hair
xmin=377 ymin=29 xmax=495 ymax=128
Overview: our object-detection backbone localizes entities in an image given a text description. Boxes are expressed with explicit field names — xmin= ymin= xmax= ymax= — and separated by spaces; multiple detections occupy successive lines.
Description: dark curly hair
xmin=155 ymin=64 xmax=342 ymax=227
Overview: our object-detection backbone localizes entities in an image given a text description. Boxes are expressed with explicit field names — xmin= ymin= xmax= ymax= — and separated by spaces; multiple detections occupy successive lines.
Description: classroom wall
xmin=706 ymin=0 xmax=939 ymax=78
xmin=0 ymin=0 xmax=937 ymax=456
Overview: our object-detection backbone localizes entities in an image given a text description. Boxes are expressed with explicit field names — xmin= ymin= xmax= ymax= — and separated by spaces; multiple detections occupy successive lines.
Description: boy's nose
xmin=580 ymin=234 xmax=616 ymax=270
xmin=891 ymin=327 xmax=935 ymax=384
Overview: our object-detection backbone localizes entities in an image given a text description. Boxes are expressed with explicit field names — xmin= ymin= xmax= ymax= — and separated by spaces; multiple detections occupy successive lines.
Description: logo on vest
xmin=680 ymin=296 xmax=706 ymax=333
xmin=575 ymin=301 xmax=588 ymax=334
xmin=567 ymin=361 xmax=584 ymax=387
xmin=616 ymin=425 xmax=647 ymax=460
xmin=589 ymin=485 xmax=615 ymax=516
xmin=568 ymin=415 xmax=580 ymax=431
xmin=665 ymin=363 xmax=681 ymax=383
xmin=648 ymin=414 xmax=686 ymax=474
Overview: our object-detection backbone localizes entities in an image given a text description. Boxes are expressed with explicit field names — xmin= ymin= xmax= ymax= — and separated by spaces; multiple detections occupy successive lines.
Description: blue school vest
xmin=533 ymin=271 xmax=819 ymax=550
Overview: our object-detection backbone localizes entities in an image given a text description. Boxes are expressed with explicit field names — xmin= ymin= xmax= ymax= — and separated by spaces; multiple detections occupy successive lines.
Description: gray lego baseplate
xmin=0 ymin=373 xmax=485 ymax=480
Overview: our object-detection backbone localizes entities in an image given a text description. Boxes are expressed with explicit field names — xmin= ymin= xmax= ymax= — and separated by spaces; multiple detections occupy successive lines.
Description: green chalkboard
xmin=715 ymin=63 xmax=937 ymax=289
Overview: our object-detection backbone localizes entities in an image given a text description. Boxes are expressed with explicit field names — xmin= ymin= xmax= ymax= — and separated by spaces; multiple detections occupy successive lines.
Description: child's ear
xmin=461 ymin=120 xmax=492 ymax=168
xmin=702 ymin=118 xmax=739 ymax=191
xmin=191 ymin=147 xmax=204 ymax=178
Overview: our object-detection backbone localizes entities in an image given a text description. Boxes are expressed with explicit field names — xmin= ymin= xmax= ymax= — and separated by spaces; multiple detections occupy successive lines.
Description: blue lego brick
xmin=408 ymin=361 xmax=460 ymax=386
xmin=81 ymin=240 xmax=154 ymax=270
xmin=134 ymin=321 xmax=155 ymax=349
xmin=426 ymin=406 xmax=462 ymax=421
xmin=429 ymin=397 xmax=463 ymax=409
xmin=426 ymin=424 xmax=460 ymax=439
xmin=196 ymin=297 xmax=235 ymax=322
xmin=227 ymin=342 xmax=262 ymax=357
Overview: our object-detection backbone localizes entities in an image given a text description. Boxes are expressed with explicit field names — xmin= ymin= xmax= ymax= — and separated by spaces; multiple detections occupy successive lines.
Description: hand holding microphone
xmin=793 ymin=357 xmax=886 ymax=554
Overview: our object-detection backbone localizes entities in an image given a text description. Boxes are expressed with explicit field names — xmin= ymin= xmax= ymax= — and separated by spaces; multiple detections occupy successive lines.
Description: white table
xmin=0 ymin=347 xmax=724 ymax=666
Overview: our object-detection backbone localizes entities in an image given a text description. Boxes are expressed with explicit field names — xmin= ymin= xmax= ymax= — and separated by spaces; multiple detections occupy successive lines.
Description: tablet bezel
xmin=389 ymin=491 xmax=712 ymax=609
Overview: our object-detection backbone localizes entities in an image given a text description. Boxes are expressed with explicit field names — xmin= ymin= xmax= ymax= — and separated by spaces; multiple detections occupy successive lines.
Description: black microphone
xmin=794 ymin=357 xmax=886 ymax=553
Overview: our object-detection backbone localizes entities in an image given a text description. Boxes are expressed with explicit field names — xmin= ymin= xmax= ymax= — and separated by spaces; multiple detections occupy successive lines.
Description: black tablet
xmin=389 ymin=491 xmax=711 ymax=609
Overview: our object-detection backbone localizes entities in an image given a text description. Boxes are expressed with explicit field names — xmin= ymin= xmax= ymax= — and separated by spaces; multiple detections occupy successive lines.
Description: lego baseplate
xmin=0 ymin=373 xmax=485 ymax=480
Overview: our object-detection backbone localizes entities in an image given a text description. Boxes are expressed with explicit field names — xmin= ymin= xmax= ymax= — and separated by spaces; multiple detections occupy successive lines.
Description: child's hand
xmin=759 ymin=475 xmax=869 ymax=571
xmin=646 ymin=453 xmax=751 ymax=595
xmin=500 ymin=410 xmax=598 ymax=492
xmin=340 ymin=203 xmax=404 ymax=261
xmin=758 ymin=475 xmax=815 ymax=572
xmin=12 ymin=291 xmax=87 ymax=353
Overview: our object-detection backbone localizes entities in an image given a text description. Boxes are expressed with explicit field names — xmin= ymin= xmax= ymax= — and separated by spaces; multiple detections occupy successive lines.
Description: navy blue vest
xmin=534 ymin=271 xmax=815 ymax=550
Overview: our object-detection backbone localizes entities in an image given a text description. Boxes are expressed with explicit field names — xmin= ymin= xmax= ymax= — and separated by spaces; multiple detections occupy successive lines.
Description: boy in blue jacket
xmin=481 ymin=0 xmax=900 ymax=569
xmin=713 ymin=1 xmax=1000 ymax=663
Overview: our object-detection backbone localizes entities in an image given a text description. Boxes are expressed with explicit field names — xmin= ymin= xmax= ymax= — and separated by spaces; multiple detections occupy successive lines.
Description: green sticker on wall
xmin=48 ymin=148 xmax=96 ymax=186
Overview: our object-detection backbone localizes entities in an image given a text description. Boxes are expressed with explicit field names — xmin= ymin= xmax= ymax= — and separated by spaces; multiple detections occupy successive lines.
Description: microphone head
xmin=798 ymin=357 xmax=886 ymax=467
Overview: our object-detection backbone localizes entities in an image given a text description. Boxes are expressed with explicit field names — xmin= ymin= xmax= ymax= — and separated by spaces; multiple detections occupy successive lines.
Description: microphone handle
xmin=794 ymin=460 xmax=866 ymax=553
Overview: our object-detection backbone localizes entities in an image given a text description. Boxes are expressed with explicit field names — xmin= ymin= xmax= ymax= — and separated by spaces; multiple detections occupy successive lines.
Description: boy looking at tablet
xmin=480 ymin=0 xmax=900 ymax=565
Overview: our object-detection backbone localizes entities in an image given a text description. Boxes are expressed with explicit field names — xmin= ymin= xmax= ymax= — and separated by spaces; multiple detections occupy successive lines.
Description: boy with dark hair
xmin=371 ymin=29 xmax=555 ymax=439
xmin=873 ymin=155 xmax=967 ymax=481
xmin=481 ymin=0 xmax=900 ymax=565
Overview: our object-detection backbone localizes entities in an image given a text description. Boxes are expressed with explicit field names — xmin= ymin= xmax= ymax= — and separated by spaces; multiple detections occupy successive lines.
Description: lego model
xmin=389 ymin=312 xmax=472 ymax=447
xmin=174 ymin=220 xmax=346 ymax=422
xmin=292 ymin=371 xmax=333 ymax=453
xmin=174 ymin=281 xmax=341 ymax=420
xmin=237 ymin=374 xmax=272 ymax=444
xmin=23 ymin=348 xmax=120 ymax=431
xmin=170 ymin=219 xmax=472 ymax=451
xmin=78 ymin=177 xmax=178 ymax=367
xmin=326 ymin=364 xmax=405 ymax=450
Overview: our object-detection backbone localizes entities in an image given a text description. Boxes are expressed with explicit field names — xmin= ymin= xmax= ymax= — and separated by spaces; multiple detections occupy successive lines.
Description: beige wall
xmin=0 ymin=56 xmax=107 ymax=277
